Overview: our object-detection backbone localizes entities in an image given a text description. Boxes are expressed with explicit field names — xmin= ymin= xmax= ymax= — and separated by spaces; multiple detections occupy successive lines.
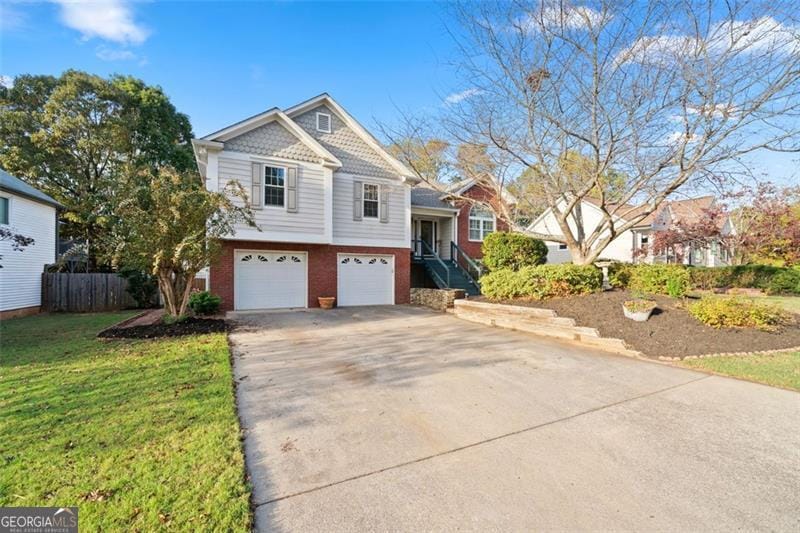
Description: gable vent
xmin=316 ymin=112 xmax=331 ymax=133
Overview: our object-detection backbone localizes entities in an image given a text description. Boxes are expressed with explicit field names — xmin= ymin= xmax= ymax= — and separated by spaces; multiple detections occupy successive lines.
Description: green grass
xmin=681 ymin=351 xmax=800 ymax=392
xmin=0 ymin=313 xmax=251 ymax=531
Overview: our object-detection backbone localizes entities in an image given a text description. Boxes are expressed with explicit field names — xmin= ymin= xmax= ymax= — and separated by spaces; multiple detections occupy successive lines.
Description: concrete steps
xmin=453 ymin=299 xmax=642 ymax=357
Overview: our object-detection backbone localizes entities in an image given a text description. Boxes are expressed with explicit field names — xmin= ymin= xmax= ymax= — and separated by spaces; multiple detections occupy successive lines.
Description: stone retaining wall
xmin=410 ymin=288 xmax=466 ymax=311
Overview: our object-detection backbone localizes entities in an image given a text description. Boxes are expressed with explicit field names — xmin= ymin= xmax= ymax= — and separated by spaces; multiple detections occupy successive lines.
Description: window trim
xmin=362 ymin=182 xmax=380 ymax=220
xmin=0 ymin=195 xmax=9 ymax=226
xmin=558 ymin=243 xmax=568 ymax=250
xmin=316 ymin=112 xmax=332 ymax=133
xmin=468 ymin=204 xmax=495 ymax=242
xmin=263 ymin=164 xmax=287 ymax=209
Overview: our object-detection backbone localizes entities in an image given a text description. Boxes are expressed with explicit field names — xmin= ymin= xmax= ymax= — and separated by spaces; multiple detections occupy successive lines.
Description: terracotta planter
xmin=318 ymin=297 xmax=336 ymax=310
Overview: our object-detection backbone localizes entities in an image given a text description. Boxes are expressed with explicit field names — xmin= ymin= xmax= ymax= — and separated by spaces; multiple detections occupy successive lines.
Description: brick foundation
xmin=210 ymin=240 xmax=411 ymax=311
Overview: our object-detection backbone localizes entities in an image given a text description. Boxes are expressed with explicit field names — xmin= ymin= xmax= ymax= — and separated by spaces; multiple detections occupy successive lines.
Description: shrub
xmin=607 ymin=261 xmax=635 ymax=289
xmin=119 ymin=268 xmax=159 ymax=308
xmin=766 ymin=269 xmax=800 ymax=295
xmin=687 ymin=264 xmax=795 ymax=292
xmin=481 ymin=264 xmax=602 ymax=300
xmin=629 ymin=264 xmax=690 ymax=297
xmin=481 ymin=232 xmax=548 ymax=271
xmin=687 ymin=297 xmax=789 ymax=331
xmin=188 ymin=291 xmax=222 ymax=315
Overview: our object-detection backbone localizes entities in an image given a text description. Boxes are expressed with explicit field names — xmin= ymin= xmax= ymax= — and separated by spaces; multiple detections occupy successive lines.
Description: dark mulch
xmin=98 ymin=317 xmax=228 ymax=339
xmin=481 ymin=290 xmax=800 ymax=358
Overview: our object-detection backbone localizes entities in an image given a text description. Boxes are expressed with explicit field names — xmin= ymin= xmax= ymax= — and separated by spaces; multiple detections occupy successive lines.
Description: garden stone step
xmin=452 ymin=299 xmax=642 ymax=358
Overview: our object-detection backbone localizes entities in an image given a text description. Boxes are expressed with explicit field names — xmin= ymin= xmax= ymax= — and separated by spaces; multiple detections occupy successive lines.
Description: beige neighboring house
xmin=527 ymin=195 xmax=731 ymax=265
xmin=0 ymin=169 xmax=60 ymax=319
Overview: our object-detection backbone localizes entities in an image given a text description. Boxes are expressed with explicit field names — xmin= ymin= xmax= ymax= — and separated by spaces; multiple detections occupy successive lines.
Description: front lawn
xmin=680 ymin=351 xmax=800 ymax=392
xmin=0 ymin=313 xmax=251 ymax=530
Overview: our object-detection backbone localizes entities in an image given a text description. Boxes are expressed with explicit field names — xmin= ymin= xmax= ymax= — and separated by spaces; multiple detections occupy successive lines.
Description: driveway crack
xmin=252 ymin=374 xmax=711 ymax=508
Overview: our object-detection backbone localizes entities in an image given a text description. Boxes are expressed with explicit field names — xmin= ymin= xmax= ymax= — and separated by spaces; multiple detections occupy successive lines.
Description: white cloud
xmin=0 ymin=3 xmax=27 ymax=32
xmin=666 ymin=131 xmax=701 ymax=144
xmin=618 ymin=16 xmax=799 ymax=66
xmin=54 ymin=0 xmax=149 ymax=45
xmin=517 ymin=4 xmax=605 ymax=33
xmin=95 ymin=45 xmax=137 ymax=61
xmin=0 ymin=75 xmax=14 ymax=89
xmin=444 ymin=88 xmax=483 ymax=105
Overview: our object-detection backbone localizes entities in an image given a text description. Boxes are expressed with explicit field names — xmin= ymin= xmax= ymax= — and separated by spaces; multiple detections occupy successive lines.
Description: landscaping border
xmin=658 ymin=345 xmax=800 ymax=361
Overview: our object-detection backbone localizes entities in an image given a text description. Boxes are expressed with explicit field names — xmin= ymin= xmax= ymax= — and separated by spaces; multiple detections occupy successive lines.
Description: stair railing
xmin=413 ymin=239 xmax=450 ymax=288
xmin=450 ymin=241 xmax=482 ymax=288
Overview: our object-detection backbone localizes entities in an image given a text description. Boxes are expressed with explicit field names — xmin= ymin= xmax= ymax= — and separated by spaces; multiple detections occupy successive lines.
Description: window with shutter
xmin=264 ymin=166 xmax=286 ymax=207
xmin=363 ymin=183 xmax=379 ymax=218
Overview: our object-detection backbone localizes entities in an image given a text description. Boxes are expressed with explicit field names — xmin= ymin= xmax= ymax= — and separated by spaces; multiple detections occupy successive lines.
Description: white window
xmin=558 ymin=243 xmax=568 ymax=250
xmin=468 ymin=204 xmax=494 ymax=241
xmin=316 ymin=112 xmax=332 ymax=133
xmin=0 ymin=197 xmax=8 ymax=225
xmin=640 ymin=234 xmax=649 ymax=245
xmin=264 ymin=166 xmax=285 ymax=207
xmin=363 ymin=183 xmax=379 ymax=218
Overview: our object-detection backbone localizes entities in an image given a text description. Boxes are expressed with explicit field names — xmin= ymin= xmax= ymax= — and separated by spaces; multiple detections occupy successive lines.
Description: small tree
xmin=110 ymin=167 xmax=254 ymax=318
xmin=0 ymin=228 xmax=34 ymax=268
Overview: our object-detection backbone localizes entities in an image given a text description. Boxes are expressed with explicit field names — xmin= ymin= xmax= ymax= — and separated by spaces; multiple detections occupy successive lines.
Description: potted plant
xmin=622 ymin=298 xmax=657 ymax=322
xmin=318 ymin=296 xmax=336 ymax=310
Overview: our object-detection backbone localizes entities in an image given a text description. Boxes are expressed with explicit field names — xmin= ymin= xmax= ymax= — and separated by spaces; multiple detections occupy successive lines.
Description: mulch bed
xmin=481 ymin=290 xmax=800 ymax=359
xmin=98 ymin=317 xmax=228 ymax=339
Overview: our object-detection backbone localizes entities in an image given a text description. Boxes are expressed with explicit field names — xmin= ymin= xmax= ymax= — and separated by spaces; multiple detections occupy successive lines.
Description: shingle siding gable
xmin=294 ymin=104 xmax=398 ymax=179
xmin=224 ymin=121 xmax=320 ymax=163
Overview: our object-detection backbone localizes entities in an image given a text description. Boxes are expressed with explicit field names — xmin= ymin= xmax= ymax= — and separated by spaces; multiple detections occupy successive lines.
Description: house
xmin=192 ymin=94 xmax=512 ymax=311
xmin=0 ymin=169 xmax=60 ymax=319
xmin=527 ymin=194 xmax=730 ymax=266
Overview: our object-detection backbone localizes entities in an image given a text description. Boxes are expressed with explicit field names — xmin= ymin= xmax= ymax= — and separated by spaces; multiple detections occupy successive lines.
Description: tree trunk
xmin=176 ymin=272 xmax=196 ymax=317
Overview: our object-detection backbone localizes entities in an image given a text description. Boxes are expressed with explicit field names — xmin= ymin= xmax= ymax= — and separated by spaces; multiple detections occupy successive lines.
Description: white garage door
xmin=337 ymin=254 xmax=394 ymax=307
xmin=234 ymin=251 xmax=307 ymax=310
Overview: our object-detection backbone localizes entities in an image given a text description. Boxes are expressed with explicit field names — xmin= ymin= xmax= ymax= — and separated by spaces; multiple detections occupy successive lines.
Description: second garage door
xmin=235 ymin=251 xmax=307 ymax=310
xmin=337 ymin=254 xmax=394 ymax=306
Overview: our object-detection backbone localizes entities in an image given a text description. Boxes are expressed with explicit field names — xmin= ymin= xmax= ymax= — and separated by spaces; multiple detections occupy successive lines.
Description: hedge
xmin=481 ymin=232 xmax=548 ymax=271
xmin=688 ymin=297 xmax=789 ymax=331
xmin=609 ymin=263 xmax=800 ymax=296
xmin=481 ymin=264 xmax=602 ymax=300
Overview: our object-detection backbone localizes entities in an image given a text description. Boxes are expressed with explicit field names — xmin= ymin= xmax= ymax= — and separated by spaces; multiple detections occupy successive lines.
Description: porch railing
xmin=451 ymin=241 xmax=483 ymax=288
xmin=412 ymin=239 xmax=450 ymax=288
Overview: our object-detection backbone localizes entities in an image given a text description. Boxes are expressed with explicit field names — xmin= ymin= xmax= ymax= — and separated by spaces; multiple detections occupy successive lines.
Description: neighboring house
xmin=527 ymin=195 xmax=729 ymax=266
xmin=0 ymin=169 xmax=60 ymax=319
xmin=192 ymin=93 xmax=420 ymax=311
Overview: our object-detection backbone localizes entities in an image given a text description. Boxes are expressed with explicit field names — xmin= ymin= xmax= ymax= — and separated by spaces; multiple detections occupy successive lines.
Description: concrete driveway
xmin=229 ymin=306 xmax=800 ymax=532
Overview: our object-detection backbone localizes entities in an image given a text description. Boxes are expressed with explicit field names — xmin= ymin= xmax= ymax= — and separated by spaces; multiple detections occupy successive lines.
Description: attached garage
xmin=337 ymin=254 xmax=394 ymax=306
xmin=234 ymin=250 xmax=307 ymax=310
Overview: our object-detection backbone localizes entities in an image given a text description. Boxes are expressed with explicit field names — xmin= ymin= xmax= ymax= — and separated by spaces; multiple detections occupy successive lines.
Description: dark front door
xmin=420 ymin=220 xmax=436 ymax=255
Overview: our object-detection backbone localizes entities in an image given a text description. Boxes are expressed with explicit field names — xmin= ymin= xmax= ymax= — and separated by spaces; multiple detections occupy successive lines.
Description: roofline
xmin=447 ymin=177 xmax=518 ymax=204
xmin=198 ymin=108 xmax=342 ymax=168
xmin=284 ymin=93 xmax=418 ymax=181
xmin=410 ymin=205 xmax=460 ymax=214
xmin=0 ymin=185 xmax=62 ymax=209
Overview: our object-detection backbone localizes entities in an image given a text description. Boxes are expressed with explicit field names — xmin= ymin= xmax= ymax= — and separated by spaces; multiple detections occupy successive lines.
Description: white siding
xmin=332 ymin=172 xmax=410 ymax=248
xmin=0 ymin=193 xmax=56 ymax=311
xmin=530 ymin=201 xmax=635 ymax=264
xmin=439 ymin=216 xmax=454 ymax=259
xmin=217 ymin=152 xmax=328 ymax=242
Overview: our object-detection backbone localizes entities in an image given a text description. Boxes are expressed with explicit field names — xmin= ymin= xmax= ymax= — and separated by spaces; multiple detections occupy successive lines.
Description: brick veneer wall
xmin=455 ymin=184 xmax=510 ymax=259
xmin=211 ymin=240 xmax=411 ymax=311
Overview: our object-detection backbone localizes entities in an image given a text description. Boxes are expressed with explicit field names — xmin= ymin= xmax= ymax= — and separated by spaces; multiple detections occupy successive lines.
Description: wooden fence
xmin=41 ymin=273 xmax=138 ymax=312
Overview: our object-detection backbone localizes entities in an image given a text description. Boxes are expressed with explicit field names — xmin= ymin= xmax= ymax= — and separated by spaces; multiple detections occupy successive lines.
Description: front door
xmin=420 ymin=220 xmax=436 ymax=255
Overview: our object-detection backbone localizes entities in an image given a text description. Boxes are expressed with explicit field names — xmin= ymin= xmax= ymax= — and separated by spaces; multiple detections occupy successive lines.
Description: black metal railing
xmin=450 ymin=241 xmax=482 ymax=288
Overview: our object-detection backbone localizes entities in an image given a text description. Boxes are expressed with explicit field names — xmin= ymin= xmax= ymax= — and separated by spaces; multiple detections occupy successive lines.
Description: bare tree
xmin=388 ymin=0 xmax=800 ymax=264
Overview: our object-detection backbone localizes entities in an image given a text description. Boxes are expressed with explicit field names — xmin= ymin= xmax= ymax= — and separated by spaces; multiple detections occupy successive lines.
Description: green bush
xmin=629 ymin=264 xmax=690 ymax=297
xmin=687 ymin=297 xmax=789 ymax=331
xmin=481 ymin=264 xmax=602 ymax=300
xmin=481 ymin=232 xmax=548 ymax=271
xmin=688 ymin=265 xmax=787 ymax=290
xmin=607 ymin=262 xmax=635 ymax=289
xmin=119 ymin=267 xmax=159 ymax=308
xmin=766 ymin=269 xmax=800 ymax=295
xmin=188 ymin=291 xmax=222 ymax=315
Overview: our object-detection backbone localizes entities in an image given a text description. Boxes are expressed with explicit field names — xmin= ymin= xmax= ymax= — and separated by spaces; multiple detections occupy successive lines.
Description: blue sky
xmin=1 ymin=0 xmax=797 ymax=185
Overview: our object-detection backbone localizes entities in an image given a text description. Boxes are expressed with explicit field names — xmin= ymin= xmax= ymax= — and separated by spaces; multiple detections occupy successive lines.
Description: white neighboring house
xmin=527 ymin=197 xmax=656 ymax=263
xmin=0 ymin=169 xmax=60 ymax=319
xmin=527 ymin=195 xmax=730 ymax=265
